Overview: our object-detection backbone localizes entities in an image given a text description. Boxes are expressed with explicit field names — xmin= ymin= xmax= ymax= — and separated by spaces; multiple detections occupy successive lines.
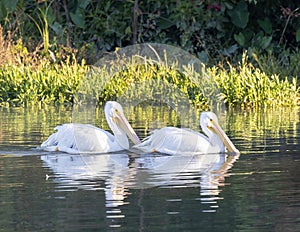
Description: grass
xmin=0 ymin=56 xmax=88 ymax=106
xmin=0 ymin=35 xmax=299 ymax=108
xmin=210 ymin=53 xmax=299 ymax=108
xmin=78 ymin=59 xmax=209 ymax=109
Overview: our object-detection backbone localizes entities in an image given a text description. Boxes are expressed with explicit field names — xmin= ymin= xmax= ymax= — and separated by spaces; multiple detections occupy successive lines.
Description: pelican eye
xmin=113 ymin=108 xmax=120 ymax=116
xmin=210 ymin=118 xmax=213 ymax=122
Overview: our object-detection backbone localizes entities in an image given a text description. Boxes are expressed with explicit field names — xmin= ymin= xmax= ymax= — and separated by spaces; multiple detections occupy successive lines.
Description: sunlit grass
xmin=0 ymin=56 xmax=88 ymax=106
xmin=210 ymin=53 xmax=299 ymax=108
xmin=0 ymin=50 xmax=298 ymax=108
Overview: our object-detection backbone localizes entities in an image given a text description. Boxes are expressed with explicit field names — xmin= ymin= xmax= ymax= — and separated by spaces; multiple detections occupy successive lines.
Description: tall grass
xmin=250 ymin=49 xmax=300 ymax=83
xmin=211 ymin=53 xmax=299 ymax=108
xmin=79 ymin=60 xmax=208 ymax=109
xmin=0 ymin=48 xmax=298 ymax=108
xmin=0 ymin=56 xmax=88 ymax=106
xmin=78 ymin=54 xmax=299 ymax=109
xmin=26 ymin=1 xmax=54 ymax=54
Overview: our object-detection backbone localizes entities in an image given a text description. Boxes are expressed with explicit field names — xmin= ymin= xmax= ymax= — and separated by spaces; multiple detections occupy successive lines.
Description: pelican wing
xmin=41 ymin=124 xmax=123 ymax=154
xmin=134 ymin=127 xmax=214 ymax=155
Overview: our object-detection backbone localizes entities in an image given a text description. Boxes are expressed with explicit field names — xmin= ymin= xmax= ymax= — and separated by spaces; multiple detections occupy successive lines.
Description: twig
xmin=132 ymin=0 xmax=139 ymax=44
xmin=279 ymin=7 xmax=299 ymax=46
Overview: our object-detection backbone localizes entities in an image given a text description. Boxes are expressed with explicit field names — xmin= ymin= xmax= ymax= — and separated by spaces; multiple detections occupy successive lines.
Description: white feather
xmin=40 ymin=101 xmax=140 ymax=154
xmin=41 ymin=123 xmax=121 ymax=154
xmin=134 ymin=112 xmax=239 ymax=155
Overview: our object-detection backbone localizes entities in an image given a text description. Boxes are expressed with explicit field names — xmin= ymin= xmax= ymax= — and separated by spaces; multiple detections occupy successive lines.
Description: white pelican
xmin=40 ymin=101 xmax=141 ymax=154
xmin=133 ymin=111 xmax=239 ymax=155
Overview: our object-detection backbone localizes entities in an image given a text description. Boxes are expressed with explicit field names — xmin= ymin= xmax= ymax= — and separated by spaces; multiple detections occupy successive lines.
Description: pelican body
xmin=134 ymin=112 xmax=239 ymax=155
xmin=41 ymin=101 xmax=141 ymax=154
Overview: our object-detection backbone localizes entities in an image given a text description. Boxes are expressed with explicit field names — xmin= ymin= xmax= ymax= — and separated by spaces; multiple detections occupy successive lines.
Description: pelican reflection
xmin=41 ymin=151 xmax=239 ymax=226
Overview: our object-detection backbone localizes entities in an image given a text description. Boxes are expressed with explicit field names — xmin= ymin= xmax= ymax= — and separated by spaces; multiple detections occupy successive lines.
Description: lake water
xmin=0 ymin=105 xmax=299 ymax=231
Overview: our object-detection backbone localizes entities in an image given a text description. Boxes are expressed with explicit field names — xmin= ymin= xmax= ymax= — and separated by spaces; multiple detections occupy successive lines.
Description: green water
xmin=0 ymin=105 xmax=299 ymax=231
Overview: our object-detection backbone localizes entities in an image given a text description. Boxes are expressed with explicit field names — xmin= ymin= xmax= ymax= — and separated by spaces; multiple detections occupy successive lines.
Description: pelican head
xmin=200 ymin=112 xmax=240 ymax=154
xmin=105 ymin=101 xmax=141 ymax=149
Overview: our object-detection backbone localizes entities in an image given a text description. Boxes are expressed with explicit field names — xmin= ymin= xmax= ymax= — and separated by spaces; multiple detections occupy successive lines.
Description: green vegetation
xmin=211 ymin=53 xmax=298 ymax=107
xmin=0 ymin=48 xmax=298 ymax=108
xmin=0 ymin=0 xmax=299 ymax=63
xmin=0 ymin=55 xmax=87 ymax=106
xmin=0 ymin=0 xmax=299 ymax=108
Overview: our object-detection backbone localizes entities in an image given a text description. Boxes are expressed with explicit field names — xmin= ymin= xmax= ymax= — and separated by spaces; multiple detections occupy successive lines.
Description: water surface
xmin=0 ymin=106 xmax=299 ymax=231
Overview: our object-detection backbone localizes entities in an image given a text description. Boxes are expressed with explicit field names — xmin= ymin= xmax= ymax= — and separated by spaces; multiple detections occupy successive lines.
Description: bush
xmin=0 ymin=0 xmax=299 ymax=64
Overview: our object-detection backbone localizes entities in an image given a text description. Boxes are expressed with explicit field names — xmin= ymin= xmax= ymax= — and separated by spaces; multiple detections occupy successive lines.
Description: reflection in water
xmin=1 ymin=105 xmax=299 ymax=231
xmin=41 ymin=151 xmax=239 ymax=227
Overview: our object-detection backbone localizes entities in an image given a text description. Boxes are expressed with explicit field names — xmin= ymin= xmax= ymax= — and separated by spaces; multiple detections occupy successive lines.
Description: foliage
xmin=0 ymin=25 xmax=298 ymax=109
xmin=81 ymin=61 xmax=209 ymax=109
xmin=211 ymin=53 xmax=299 ymax=108
xmin=0 ymin=56 xmax=87 ymax=106
xmin=64 ymin=53 xmax=300 ymax=109
xmin=0 ymin=50 xmax=298 ymax=108
xmin=26 ymin=0 xmax=54 ymax=53
xmin=0 ymin=0 xmax=299 ymax=64
xmin=249 ymin=48 xmax=300 ymax=83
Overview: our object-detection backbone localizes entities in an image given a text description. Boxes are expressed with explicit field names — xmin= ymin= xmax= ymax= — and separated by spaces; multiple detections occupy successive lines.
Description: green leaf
xmin=260 ymin=36 xmax=272 ymax=49
xmin=70 ymin=10 xmax=85 ymax=29
xmin=224 ymin=2 xmax=234 ymax=10
xmin=125 ymin=26 xmax=131 ymax=35
xmin=197 ymin=51 xmax=209 ymax=63
xmin=227 ymin=1 xmax=249 ymax=29
xmin=0 ymin=0 xmax=18 ymax=20
xmin=46 ymin=6 xmax=56 ymax=25
xmin=222 ymin=44 xmax=239 ymax=56
xmin=50 ymin=22 xmax=63 ymax=35
xmin=257 ymin=18 xmax=272 ymax=34
xmin=157 ymin=17 xmax=174 ymax=30
xmin=79 ymin=0 xmax=91 ymax=10
xmin=234 ymin=32 xmax=245 ymax=46
xmin=296 ymin=29 xmax=300 ymax=42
